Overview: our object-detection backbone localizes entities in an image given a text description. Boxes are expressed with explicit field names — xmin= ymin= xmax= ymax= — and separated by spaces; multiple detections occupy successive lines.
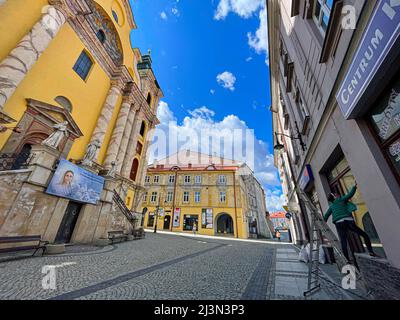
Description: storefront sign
xmin=337 ymin=0 xmax=400 ymax=119
xmin=299 ymin=164 xmax=314 ymax=191
xmin=172 ymin=207 xmax=181 ymax=227
xmin=46 ymin=159 xmax=104 ymax=204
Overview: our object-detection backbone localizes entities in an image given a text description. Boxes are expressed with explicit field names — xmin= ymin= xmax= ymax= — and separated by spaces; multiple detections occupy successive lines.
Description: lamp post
xmin=274 ymin=124 xmax=306 ymax=152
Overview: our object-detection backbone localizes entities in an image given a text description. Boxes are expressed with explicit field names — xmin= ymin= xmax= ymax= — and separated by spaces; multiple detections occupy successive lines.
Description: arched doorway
xmin=216 ymin=213 xmax=234 ymax=236
xmin=11 ymin=143 xmax=32 ymax=170
xmin=163 ymin=215 xmax=171 ymax=230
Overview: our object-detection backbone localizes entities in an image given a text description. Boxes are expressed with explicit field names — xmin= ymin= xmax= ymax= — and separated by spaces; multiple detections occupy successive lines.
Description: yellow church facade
xmin=0 ymin=0 xmax=162 ymax=244
xmin=141 ymin=151 xmax=273 ymax=240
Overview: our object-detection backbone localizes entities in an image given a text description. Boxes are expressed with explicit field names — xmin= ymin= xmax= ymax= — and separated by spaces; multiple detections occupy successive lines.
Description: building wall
xmin=0 ymin=0 xmax=162 ymax=243
xmin=141 ymin=168 xmax=261 ymax=239
xmin=269 ymin=0 xmax=400 ymax=267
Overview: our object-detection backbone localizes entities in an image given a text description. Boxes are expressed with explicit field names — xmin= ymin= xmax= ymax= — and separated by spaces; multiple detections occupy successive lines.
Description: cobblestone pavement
xmin=0 ymin=233 xmax=351 ymax=300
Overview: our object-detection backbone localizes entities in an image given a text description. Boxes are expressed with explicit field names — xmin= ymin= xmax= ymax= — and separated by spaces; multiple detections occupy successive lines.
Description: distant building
xmin=141 ymin=150 xmax=273 ymax=239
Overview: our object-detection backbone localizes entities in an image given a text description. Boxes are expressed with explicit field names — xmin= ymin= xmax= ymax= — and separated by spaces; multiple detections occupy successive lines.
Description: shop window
xmin=73 ymin=51 xmax=93 ymax=81
xmin=369 ymin=76 xmax=400 ymax=181
xmin=326 ymin=155 xmax=383 ymax=246
xmin=312 ymin=0 xmax=333 ymax=36
xmin=147 ymin=212 xmax=155 ymax=227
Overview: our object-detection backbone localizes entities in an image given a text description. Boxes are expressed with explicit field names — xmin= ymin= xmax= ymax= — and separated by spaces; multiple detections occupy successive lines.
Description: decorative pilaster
xmin=115 ymin=105 xmax=137 ymax=174
xmin=121 ymin=113 xmax=143 ymax=178
xmin=0 ymin=5 xmax=66 ymax=110
xmin=103 ymin=97 xmax=133 ymax=169
xmin=90 ymin=79 xmax=125 ymax=160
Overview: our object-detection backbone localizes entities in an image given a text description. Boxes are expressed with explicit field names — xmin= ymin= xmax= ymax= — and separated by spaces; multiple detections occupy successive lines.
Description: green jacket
xmin=324 ymin=186 xmax=357 ymax=224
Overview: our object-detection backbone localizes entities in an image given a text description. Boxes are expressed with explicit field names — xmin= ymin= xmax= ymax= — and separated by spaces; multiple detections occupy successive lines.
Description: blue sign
xmin=299 ymin=164 xmax=314 ymax=190
xmin=337 ymin=0 xmax=400 ymax=119
xmin=46 ymin=159 xmax=105 ymax=204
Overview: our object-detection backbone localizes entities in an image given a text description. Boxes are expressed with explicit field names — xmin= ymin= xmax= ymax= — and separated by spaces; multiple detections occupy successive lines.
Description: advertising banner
xmin=46 ymin=159 xmax=105 ymax=205
xmin=173 ymin=207 xmax=181 ymax=227
xmin=202 ymin=208 xmax=213 ymax=229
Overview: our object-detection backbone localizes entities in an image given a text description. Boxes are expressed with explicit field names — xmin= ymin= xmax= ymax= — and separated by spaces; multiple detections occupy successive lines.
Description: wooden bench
xmin=133 ymin=228 xmax=145 ymax=240
xmin=0 ymin=235 xmax=48 ymax=257
xmin=107 ymin=230 xmax=127 ymax=244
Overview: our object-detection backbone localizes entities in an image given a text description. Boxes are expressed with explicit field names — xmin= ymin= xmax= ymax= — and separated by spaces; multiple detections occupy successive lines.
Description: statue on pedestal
xmin=42 ymin=121 xmax=69 ymax=149
xmin=82 ymin=139 xmax=101 ymax=166
xmin=108 ymin=161 xmax=117 ymax=177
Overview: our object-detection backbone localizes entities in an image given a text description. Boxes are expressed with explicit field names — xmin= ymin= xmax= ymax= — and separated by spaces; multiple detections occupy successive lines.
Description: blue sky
xmin=129 ymin=0 xmax=285 ymax=211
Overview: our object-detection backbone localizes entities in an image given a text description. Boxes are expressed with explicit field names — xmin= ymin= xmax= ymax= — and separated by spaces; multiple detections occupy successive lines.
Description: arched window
xmin=146 ymin=93 xmax=152 ymax=106
xmin=139 ymin=121 xmax=146 ymax=137
xmin=54 ymin=96 xmax=73 ymax=113
xmin=130 ymin=158 xmax=139 ymax=181
xmin=96 ymin=29 xmax=106 ymax=44
xmin=112 ymin=10 xmax=119 ymax=24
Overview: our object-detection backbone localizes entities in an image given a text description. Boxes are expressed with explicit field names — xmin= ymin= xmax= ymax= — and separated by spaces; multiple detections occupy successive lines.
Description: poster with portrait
xmin=46 ymin=159 xmax=105 ymax=205
xmin=173 ymin=207 xmax=181 ymax=227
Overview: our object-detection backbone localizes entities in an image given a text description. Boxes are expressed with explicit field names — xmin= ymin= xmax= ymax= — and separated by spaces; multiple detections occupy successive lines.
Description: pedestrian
xmin=324 ymin=183 xmax=376 ymax=261
xmin=192 ymin=222 xmax=197 ymax=235
xmin=276 ymin=230 xmax=281 ymax=241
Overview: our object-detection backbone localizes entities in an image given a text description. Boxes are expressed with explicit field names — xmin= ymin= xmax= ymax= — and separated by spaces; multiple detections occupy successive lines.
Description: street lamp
xmin=154 ymin=192 xmax=162 ymax=233
xmin=274 ymin=124 xmax=306 ymax=152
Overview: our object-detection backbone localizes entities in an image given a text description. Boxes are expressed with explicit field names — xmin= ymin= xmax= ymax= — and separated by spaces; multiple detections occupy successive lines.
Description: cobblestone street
xmin=0 ymin=233 xmax=352 ymax=300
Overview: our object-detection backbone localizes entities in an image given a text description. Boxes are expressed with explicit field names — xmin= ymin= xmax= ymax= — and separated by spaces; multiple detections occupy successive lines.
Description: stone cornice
xmin=121 ymin=0 xmax=137 ymax=29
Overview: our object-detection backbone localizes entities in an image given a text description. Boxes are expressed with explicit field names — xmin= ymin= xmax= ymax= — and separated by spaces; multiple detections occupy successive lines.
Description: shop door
xmin=183 ymin=215 xmax=198 ymax=231
xmin=55 ymin=202 xmax=82 ymax=244
xmin=163 ymin=215 xmax=171 ymax=230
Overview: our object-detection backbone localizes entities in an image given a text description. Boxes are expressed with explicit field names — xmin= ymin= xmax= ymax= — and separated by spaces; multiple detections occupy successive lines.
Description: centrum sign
xmin=337 ymin=0 xmax=400 ymax=119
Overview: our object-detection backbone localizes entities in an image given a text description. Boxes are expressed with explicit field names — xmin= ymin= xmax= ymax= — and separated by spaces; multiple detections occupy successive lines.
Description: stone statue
xmin=82 ymin=139 xmax=101 ymax=166
xmin=42 ymin=121 xmax=69 ymax=149
xmin=108 ymin=161 xmax=117 ymax=177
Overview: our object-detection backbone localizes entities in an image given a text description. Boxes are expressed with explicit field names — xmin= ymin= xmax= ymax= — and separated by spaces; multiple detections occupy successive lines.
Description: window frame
xmin=153 ymin=175 xmax=160 ymax=184
xmin=219 ymin=191 xmax=226 ymax=203
xmin=312 ymin=0 xmax=333 ymax=36
xmin=183 ymin=191 xmax=190 ymax=203
xmin=150 ymin=192 xmax=158 ymax=203
xmin=184 ymin=175 xmax=191 ymax=184
xmin=73 ymin=50 xmax=94 ymax=81
xmin=194 ymin=191 xmax=201 ymax=203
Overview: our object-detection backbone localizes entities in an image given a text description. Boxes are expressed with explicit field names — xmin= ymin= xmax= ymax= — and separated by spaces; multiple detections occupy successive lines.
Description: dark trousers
xmin=335 ymin=220 xmax=374 ymax=260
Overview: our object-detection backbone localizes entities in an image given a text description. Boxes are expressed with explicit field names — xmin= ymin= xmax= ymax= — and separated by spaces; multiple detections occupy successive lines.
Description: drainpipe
xmin=233 ymin=170 xmax=239 ymax=238
xmin=170 ymin=167 xmax=179 ymax=231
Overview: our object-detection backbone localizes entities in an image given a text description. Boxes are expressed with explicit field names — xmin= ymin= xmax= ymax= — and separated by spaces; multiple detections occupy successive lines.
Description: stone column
xmin=115 ymin=106 xmax=137 ymax=174
xmin=0 ymin=5 xmax=66 ymax=110
xmin=103 ymin=97 xmax=132 ymax=169
xmin=121 ymin=113 xmax=143 ymax=178
xmin=90 ymin=79 xmax=124 ymax=161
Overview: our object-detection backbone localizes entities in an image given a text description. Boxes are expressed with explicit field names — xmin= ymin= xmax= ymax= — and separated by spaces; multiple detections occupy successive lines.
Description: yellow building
xmin=141 ymin=151 xmax=272 ymax=239
xmin=0 ymin=0 xmax=162 ymax=244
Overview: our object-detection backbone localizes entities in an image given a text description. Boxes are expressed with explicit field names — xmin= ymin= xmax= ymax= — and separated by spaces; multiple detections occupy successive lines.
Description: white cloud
xmin=216 ymin=71 xmax=236 ymax=91
xmin=151 ymin=101 xmax=282 ymax=207
xmin=210 ymin=89 xmax=216 ymax=95
xmin=214 ymin=0 xmax=265 ymax=20
xmin=265 ymin=189 xmax=286 ymax=212
xmin=160 ymin=11 xmax=168 ymax=20
xmin=247 ymin=7 xmax=269 ymax=65
xmin=245 ymin=56 xmax=253 ymax=62
xmin=171 ymin=7 xmax=180 ymax=16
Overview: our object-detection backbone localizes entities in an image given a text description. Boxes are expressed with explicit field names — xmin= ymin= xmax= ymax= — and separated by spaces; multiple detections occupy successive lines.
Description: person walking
xmin=192 ymin=222 xmax=197 ymax=235
xmin=324 ymin=183 xmax=376 ymax=261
